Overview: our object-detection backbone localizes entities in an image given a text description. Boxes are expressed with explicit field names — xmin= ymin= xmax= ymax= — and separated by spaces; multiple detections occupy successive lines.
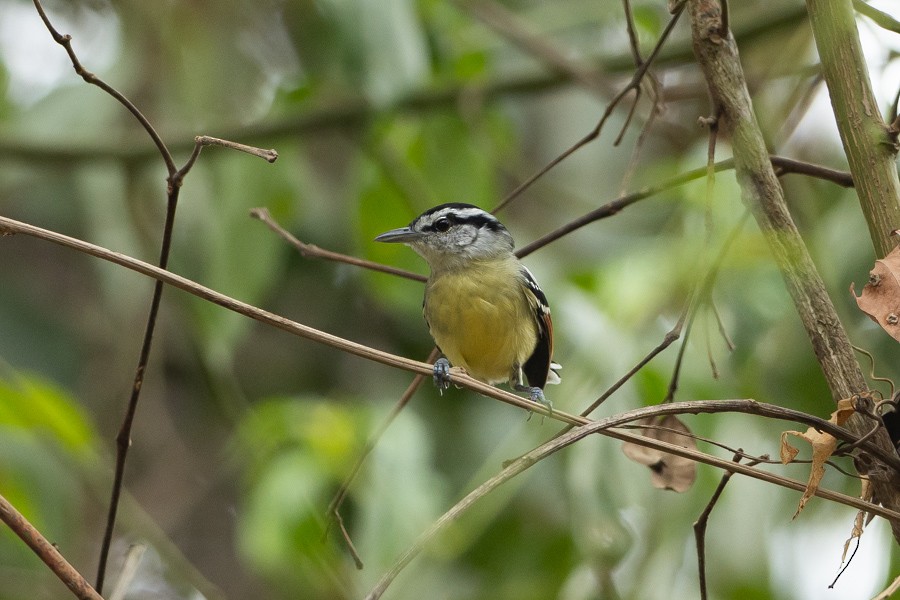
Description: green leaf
xmin=0 ymin=372 xmax=95 ymax=454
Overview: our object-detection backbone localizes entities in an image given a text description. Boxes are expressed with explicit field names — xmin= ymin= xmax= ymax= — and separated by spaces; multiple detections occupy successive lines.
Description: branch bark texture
xmin=688 ymin=0 xmax=900 ymax=539
xmin=806 ymin=0 xmax=900 ymax=258
xmin=0 ymin=493 xmax=104 ymax=600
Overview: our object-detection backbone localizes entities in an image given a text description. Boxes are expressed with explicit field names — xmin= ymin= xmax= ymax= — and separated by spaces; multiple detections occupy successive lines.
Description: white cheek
xmin=457 ymin=231 xmax=479 ymax=248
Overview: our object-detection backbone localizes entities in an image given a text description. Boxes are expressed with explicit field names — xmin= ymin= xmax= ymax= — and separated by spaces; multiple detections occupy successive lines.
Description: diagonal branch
xmin=516 ymin=155 xmax=851 ymax=259
xmin=0 ymin=493 xmax=104 ymax=600
xmin=250 ymin=208 xmax=424 ymax=282
xmin=31 ymin=0 xmax=175 ymax=174
xmin=493 ymin=2 xmax=686 ymax=213
xmin=688 ymin=0 xmax=900 ymax=541
xmin=31 ymin=1 xmax=183 ymax=589
xmin=30 ymin=2 xmax=280 ymax=590
xmin=362 ymin=403 xmax=900 ymax=600
xmin=5 ymin=214 xmax=900 ymax=472
xmin=808 ymin=0 xmax=900 ymax=258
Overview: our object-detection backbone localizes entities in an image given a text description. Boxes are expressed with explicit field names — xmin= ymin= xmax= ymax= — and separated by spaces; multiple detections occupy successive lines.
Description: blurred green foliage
xmin=0 ymin=0 xmax=899 ymax=599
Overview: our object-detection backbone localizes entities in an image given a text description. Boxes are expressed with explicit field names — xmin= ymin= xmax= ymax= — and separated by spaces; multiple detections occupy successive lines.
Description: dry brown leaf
xmin=852 ymin=245 xmax=900 ymax=342
xmin=621 ymin=415 xmax=697 ymax=492
xmin=842 ymin=476 xmax=872 ymax=563
xmin=780 ymin=399 xmax=856 ymax=518
xmin=779 ymin=432 xmax=800 ymax=463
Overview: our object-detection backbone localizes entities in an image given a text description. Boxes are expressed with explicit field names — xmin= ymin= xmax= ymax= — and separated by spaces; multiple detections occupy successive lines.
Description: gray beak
xmin=375 ymin=226 xmax=423 ymax=243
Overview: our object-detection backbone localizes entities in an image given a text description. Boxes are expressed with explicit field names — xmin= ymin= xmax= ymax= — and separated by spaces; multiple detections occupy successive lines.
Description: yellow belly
xmin=424 ymin=267 xmax=537 ymax=385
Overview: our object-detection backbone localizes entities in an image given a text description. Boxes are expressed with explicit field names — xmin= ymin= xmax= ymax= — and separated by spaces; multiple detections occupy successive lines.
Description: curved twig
xmin=363 ymin=403 xmax=900 ymax=600
xmin=30 ymin=2 xmax=280 ymax=590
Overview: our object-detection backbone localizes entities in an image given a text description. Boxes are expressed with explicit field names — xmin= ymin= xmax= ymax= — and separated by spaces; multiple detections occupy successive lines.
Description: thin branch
xmin=30 ymin=3 xmax=281 ymax=589
xmin=326 ymin=349 xmax=440 ymax=568
xmin=621 ymin=0 xmax=645 ymax=66
xmin=30 ymin=1 xmax=182 ymax=589
xmin=852 ymin=345 xmax=895 ymax=401
xmin=249 ymin=208 xmax=425 ymax=282
xmin=617 ymin=92 xmax=661 ymax=192
xmin=693 ymin=453 xmax=759 ymax=600
xmin=11 ymin=214 xmax=900 ymax=474
xmin=516 ymin=160 xmax=723 ymax=258
xmin=692 ymin=0 xmax=900 ymax=542
xmin=332 ymin=512 xmax=364 ymax=570
xmin=0 ymin=492 xmax=104 ymax=600
xmin=579 ymin=301 xmax=690 ymax=420
xmin=7 ymin=215 xmax=900 ymax=472
xmin=177 ymin=137 xmax=278 ymax=179
xmin=98 ymin=199 xmax=176 ymax=594
xmin=852 ymin=0 xmax=900 ymax=34
xmin=828 ymin=536 xmax=860 ymax=588
xmin=363 ymin=404 xmax=900 ymax=600
xmin=664 ymin=293 xmax=699 ymax=403
xmin=515 ymin=155 xmax=851 ymax=259
xmin=700 ymin=111 xmax=720 ymax=238
xmin=719 ymin=0 xmax=730 ymax=35
xmin=0 ymin=215 xmax=442 ymax=396
xmin=616 ymin=0 xmax=664 ymax=186
xmin=194 ymin=136 xmax=278 ymax=163
xmin=493 ymin=2 xmax=686 ymax=213
xmin=704 ymin=312 xmax=720 ymax=379
xmin=769 ymin=155 xmax=853 ymax=187
xmin=31 ymin=0 xmax=175 ymax=174
xmin=709 ymin=299 xmax=736 ymax=352
xmin=613 ymin=88 xmax=643 ymax=146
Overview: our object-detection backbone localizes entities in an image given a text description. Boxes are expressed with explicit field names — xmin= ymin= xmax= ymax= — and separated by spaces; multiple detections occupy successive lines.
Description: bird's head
xmin=375 ymin=203 xmax=514 ymax=270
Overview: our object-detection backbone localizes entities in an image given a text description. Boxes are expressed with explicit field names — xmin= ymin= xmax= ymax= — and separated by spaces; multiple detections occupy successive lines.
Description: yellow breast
xmin=423 ymin=261 xmax=537 ymax=385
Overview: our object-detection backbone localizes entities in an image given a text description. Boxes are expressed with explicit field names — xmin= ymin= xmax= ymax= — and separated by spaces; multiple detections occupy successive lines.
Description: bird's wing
xmin=520 ymin=267 xmax=559 ymax=388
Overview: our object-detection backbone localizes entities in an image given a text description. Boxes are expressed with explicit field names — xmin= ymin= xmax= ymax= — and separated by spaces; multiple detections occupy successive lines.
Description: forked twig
xmin=665 ymin=213 xmax=749 ymax=402
xmin=325 ymin=350 xmax=441 ymax=568
xmin=693 ymin=452 xmax=763 ymax=600
xmin=363 ymin=407 xmax=900 ymax=600
xmin=31 ymin=0 xmax=175 ymax=173
xmin=493 ymin=2 xmax=686 ymax=213
xmin=30 ymin=1 xmax=278 ymax=591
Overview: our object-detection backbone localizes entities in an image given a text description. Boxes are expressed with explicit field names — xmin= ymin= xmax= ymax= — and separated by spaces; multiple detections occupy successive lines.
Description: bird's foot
xmin=433 ymin=358 xmax=451 ymax=394
xmin=514 ymin=384 xmax=553 ymax=420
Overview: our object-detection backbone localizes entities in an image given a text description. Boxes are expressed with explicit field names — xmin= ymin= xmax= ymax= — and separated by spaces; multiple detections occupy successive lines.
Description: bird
xmin=375 ymin=202 xmax=560 ymax=407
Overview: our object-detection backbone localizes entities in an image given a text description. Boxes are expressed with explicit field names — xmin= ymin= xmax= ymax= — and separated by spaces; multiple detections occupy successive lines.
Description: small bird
xmin=376 ymin=203 xmax=560 ymax=407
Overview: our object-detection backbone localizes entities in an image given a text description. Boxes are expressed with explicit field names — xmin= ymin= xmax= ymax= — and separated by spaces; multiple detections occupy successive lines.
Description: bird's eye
xmin=433 ymin=218 xmax=451 ymax=232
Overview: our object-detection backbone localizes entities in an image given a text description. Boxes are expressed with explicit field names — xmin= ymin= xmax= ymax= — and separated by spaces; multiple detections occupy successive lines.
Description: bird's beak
xmin=375 ymin=226 xmax=423 ymax=243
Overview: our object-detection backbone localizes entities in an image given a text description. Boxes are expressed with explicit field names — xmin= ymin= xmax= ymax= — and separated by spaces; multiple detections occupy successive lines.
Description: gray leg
xmin=433 ymin=357 xmax=451 ymax=394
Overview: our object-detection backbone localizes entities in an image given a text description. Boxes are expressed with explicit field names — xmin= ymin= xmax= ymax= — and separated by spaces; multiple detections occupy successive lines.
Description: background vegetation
xmin=0 ymin=0 xmax=898 ymax=598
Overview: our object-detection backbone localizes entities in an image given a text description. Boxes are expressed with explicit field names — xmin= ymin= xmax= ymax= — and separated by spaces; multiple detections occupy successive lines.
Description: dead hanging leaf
xmin=842 ymin=476 xmax=872 ymax=564
xmin=780 ymin=398 xmax=855 ymax=518
xmin=852 ymin=245 xmax=900 ymax=342
xmin=622 ymin=415 xmax=697 ymax=492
